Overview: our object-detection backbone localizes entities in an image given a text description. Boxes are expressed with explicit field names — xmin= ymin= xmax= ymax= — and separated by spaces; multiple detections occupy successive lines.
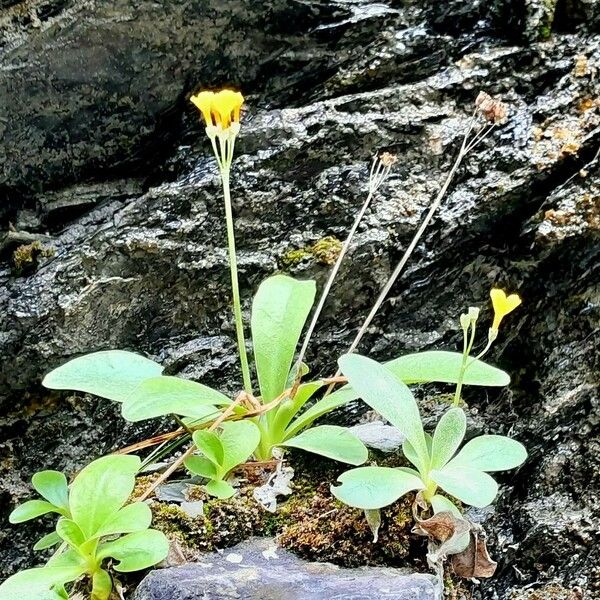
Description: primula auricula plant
xmin=331 ymin=292 xmax=526 ymax=519
xmin=0 ymin=456 xmax=168 ymax=600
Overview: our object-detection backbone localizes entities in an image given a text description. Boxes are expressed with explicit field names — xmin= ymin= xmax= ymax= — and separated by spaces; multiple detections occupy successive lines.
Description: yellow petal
xmin=490 ymin=288 xmax=522 ymax=330
xmin=211 ymin=89 xmax=244 ymax=129
xmin=190 ymin=91 xmax=215 ymax=126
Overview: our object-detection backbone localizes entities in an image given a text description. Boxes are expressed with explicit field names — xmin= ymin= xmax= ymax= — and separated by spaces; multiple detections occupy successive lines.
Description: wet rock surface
xmin=132 ymin=537 xmax=441 ymax=600
xmin=0 ymin=0 xmax=599 ymax=598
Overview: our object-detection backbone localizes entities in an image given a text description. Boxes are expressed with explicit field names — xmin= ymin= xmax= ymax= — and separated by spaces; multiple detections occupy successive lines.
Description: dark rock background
xmin=0 ymin=0 xmax=598 ymax=597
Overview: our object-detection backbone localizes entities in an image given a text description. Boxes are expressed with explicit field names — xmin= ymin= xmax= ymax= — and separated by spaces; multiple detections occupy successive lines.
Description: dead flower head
xmin=379 ymin=152 xmax=398 ymax=167
xmin=475 ymin=92 xmax=508 ymax=125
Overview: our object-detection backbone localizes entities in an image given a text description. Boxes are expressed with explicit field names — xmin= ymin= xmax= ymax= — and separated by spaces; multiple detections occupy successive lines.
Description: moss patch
xmin=12 ymin=241 xmax=54 ymax=275
xmin=281 ymin=236 xmax=342 ymax=268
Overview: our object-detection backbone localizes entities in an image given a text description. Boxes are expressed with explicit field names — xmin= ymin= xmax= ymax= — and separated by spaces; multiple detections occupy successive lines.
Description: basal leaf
xmin=331 ymin=466 xmax=425 ymax=510
xmin=387 ymin=351 xmax=510 ymax=386
xmin=93 ymin=502 xmax=152 ymax=538
xmin=272 ymin=381 xmax=325 ymax=441
xmin=219 ymin=420 xmax=261 ymax=473
xmin=32 ymin=471 xmax=69 ymax=512
xmin=33 ymin=531 xmax=62 ymax=551
xmin=281 ymin=425 xmax=368 ymax=465
xmin=42 ymin=350 xmax=163 ymax=402
xmin=447 ymin=435 xmax=527 ymax=472
xmin=122 ymin=376 xmax=230 ymax=421
xmin=431 ymin=494 xmax=463 ymax=518
xmin=338 ymin=354 xmax=429 ymax=470
xmin=0 ymin=567 xmax=83 ymax=600
xmin=205 ymin=479 xmax=236 ymax=499
xmin=184 ymin=455 xmax=218 ymax=479
xmin=284 ymin=386 xmax=353 ymax=439
xmin=431 ymin=466 xmax=498 ymax=508
xmin=192 ymin=430 xmax=225 ymax=467
xmin=56 ymin=519 xmax=85 ymax=548
xmin=97 ymin=529 xmax=169 ymax=572
xmin=430 ymin=407 xmax=467 ymax=469
xmin=251 ymin=275 xmax=316 ymax=402
xmin=91 ymin=569 xmax=112 ymax=600
xmin=69 ymin=455 xmax=140 ymax=538
xmin=9 ymin=500 xmax=64 ymax=524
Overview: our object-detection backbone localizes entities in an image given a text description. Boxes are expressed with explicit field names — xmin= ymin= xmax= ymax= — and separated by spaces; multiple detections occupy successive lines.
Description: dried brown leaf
xmin=451 ymin=531 xmax=498 ymax=578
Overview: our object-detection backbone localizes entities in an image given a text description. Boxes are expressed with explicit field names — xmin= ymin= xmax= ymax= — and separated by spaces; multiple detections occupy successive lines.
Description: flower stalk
xmin=191 ymin=89 xmax=253 ymax=395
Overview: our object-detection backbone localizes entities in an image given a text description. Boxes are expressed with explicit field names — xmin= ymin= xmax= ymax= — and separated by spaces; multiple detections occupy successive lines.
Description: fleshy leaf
xmin=272 ymin=381 xmax=325 ymax=440
xmin=386 ymin=351 xmax=510 ymax=386
xmin=447 ymin=435 xmax=527 ymax=472
xmin=97 ymin=529 xmax=169 ymax=572
xmin=32 ymin=471 xmax=69 ymax=512
xmin=219 ymin=420 xmax=261 ymax=473
xmin=338 ymin=354 xmax=429 ymax=471
xmin=281 ymin=425 xmax=368 ymax=466
xmin=430 ymin=408 xmax=467 ymax=469
xmin=69 ymin=455 xmax=140 ymax=538
xmin=9 ymin=500 xmax=64 ymax=524
xmin=251 ymin=275 xmax=316 ymax=402
xmin=431 ymin=466 xmax=498 ymax=508
xmin=33 ymin=531 xmax=62 ymax=551
xmin=42 ymin=350 xmax=163 ymax=402
xmin=192 ymin=430 xmax=225 ymax=467
xmin=205 ymin=479 xmax=236 ymax=499
xmin=93 ymin=502 xmax=152 ymax=538
xmin=331 ymin=466 xmax=425 ymax=509
xmin=91 ymin=569 xmax=112 ymax=600
xmin=184 ymin=455 xmax=219 ymax=479
xmin=0 ymin=567 xmax=83 ymax=600
xmin=122 ymin=376 xmax=230 ymax=421
xmin=431 ymin=494 xmax=463 ymax=518
xmin=56 ymin=519 xmax=85 ymax=548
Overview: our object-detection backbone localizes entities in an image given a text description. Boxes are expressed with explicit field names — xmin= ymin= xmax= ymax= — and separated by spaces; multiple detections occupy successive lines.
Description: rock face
xmin=132 ymin=538 xmax=441 ymax=600
xmin=0 ymin=0 xmax=598 ymax=598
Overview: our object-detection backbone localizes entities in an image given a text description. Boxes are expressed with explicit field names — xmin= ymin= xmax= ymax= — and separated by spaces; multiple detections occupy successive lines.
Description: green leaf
xmin=184 ymin=455 xmax=219 ymax=479
xmin=33 ymin=531 xmax=62 ymax=551
xmin=431 ymin=466 xmax=498 ymax=508
xmin=338 ymin=354 xmax=429 ymax=471
xmin=69 ymin=455 xmax=140 ymax=538
xmin=447 ymin=435 xmax=527 ymax=472
xmin=97 ymin=529 xmax=169 ymax=572
xmin=56 ymin=519 xmax=86 ymax=549
xmin=252 ymin=275 xmax=316 ymax=402
xmin=284 ymin=386 xmax=353 ymax=439
xmin=205 ymin=479 xmax=236 ymax=499
xmin=386 ymin=351 xmax=510 ymax=386
xmin=91 ymin=569 xmax=112 ymax=600
xmin=0 ymin=567 xmax=84 ymax=600
xmin=9 ymin=500 xmax=63 ymax=524
xmin=32 ymin=471 xmax=69 ymax=512
xmin=42 ymin=350 xmax=163 ymax=403
xmin=192 ymin=430 xmax=225 ymax=467
xmin=272 ymin=381 xmax=325 ymax=442
xmin=431 ymin=494 xmax=463 ymax=518
xmin=122 ymin=376 xmax=230 ymax=421
xmin=281 ymin=425 xmax=368 ymax=465
xmin=94 ymin=503 xmax=152 ymax=538
xmin=331 ymin=466 xmax=425 ymax=509
xmin=430 ymin=408 xmax=467 ymax=469
xmin=219 ymin=420 xmax=261 ymax=473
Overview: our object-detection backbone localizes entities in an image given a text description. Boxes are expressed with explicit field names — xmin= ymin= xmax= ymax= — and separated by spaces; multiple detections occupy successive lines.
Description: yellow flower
xmin=490 ymin=288 xmax=521 ymax=331
xmin=190 ymin=89 xmax=244 ymax=129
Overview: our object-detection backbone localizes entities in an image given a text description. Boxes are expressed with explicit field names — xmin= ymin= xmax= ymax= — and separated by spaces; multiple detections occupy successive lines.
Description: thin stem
xmin=221 ymin=167 xmax=253 ymax=395
xmin=453 ymin=321 xmax=477 ymax=406
xmin=295 ymin=157 xmax=388 ymax=370
xmin=323 ymin=115 xmax=485 ymax=396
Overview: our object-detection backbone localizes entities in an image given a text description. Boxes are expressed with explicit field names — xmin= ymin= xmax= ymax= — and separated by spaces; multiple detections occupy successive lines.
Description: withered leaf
xmin=451 ymin=531 xmax=498 ymax=578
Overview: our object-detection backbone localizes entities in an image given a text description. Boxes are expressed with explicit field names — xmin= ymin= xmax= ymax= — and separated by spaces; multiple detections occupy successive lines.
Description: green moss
xmin=281 ymin=236 xmax=342 ymax=268
xmin=538 ymin=0 xmax=557 ymax=41
xmin=12 ymin=241 xmax=54 ymax=275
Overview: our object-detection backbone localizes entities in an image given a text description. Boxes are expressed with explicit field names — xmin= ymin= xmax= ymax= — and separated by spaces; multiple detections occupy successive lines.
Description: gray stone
xmin=132 ymin=538 xmax=441 ymax=600
xmin=349 ymin=421 xmax=406 ymax=453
